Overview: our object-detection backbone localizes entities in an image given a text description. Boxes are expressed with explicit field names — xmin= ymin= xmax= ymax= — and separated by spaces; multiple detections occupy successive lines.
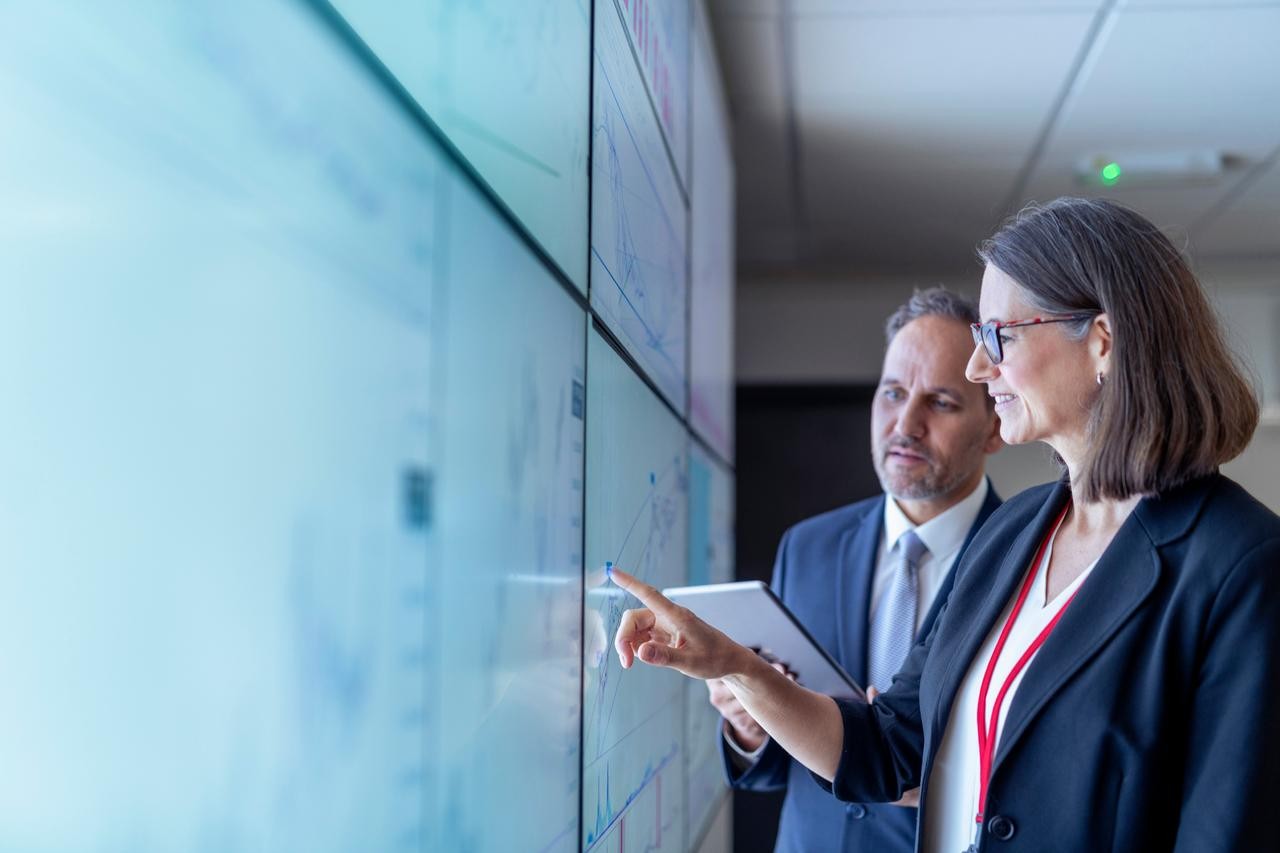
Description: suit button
xmin=987 ymin=815 xmax=1015 ymax=841
xmin=846 ymin=803 xmax=867 ymax=819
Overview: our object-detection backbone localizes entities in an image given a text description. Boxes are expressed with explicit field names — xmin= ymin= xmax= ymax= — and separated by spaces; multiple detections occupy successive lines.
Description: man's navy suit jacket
xmin=719 ymin=484 xmax=1002 ymax=853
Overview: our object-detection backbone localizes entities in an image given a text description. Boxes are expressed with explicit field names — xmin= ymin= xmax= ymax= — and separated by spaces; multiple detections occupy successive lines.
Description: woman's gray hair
xmin=884 ymin=286 xmax=980 ymax=346
xmin=978 ymin=196 xmax=1258 ymax=501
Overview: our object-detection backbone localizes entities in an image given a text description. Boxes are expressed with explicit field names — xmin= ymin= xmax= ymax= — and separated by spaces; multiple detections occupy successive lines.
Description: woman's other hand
xmin=610 ymin=567 xmax=752 ymax=680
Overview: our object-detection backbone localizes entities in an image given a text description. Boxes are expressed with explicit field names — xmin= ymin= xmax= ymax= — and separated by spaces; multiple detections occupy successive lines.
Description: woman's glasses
xmin=970 ymin=314 xmax=1094 ymax=365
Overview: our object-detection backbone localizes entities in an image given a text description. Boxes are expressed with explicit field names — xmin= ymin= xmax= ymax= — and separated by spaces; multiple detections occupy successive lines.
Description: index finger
xmin=608 ymin=567 xmax=682 ymax=619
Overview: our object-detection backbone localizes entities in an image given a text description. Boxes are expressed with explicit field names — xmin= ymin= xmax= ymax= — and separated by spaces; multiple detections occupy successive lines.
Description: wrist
xmin=724 ymin=646 xmax=773 ymax=685
xmin=727 ymin=645 xmax=762 ymax=676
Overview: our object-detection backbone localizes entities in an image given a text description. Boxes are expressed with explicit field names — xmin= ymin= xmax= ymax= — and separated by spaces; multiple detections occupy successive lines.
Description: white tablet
xmin=662 ymin=580 xmax=864 ymax=700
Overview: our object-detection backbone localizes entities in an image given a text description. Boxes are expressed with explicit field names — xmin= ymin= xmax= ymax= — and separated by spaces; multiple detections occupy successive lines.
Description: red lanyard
xmin=974 ymin=501 xmax=1077 ymax=828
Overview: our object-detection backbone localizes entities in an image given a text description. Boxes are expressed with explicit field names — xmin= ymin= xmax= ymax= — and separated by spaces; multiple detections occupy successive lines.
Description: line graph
xmin=583 ymin=329 xmax=688 ymax=852
xmin=591 ymin=0 xmax=688 ymax=415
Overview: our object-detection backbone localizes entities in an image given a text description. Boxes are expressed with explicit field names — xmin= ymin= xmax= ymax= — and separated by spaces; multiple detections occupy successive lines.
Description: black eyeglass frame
xmin=970 ymin=314 xmax=1095 ymax=365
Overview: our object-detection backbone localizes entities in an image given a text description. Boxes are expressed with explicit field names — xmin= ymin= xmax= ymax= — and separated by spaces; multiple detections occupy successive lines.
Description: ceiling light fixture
xmin=1075 ymin=151 xmax=1233 ymax=188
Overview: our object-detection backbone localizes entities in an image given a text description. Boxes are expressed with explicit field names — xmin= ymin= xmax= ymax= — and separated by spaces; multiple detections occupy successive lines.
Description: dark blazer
xmin=821 ymin=474 xmax=1280 ymax=852
xmin=722 ymin=482 xmax=1003 ymax=853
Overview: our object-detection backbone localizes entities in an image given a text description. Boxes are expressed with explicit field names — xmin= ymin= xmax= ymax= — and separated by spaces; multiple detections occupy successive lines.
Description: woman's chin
xmin=998 ymin=418 xmax=1030 ymax=446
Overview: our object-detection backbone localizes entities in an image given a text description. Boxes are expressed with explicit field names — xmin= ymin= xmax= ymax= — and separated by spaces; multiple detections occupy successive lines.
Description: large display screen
xmin=0 ymin=1 xmax=733 ymax=850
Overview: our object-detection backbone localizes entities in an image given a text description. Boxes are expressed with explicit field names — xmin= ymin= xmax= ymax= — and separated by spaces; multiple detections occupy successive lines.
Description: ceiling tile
xmin=1031 ymin=6 xmax=1280 ymax=173
xmin=1122 ymin=0 xmax=1280 ymax=7
xmin=793 ymin=12 xmax=1095 ymax=152
xmin=792 ymin=0 xmax=1101 ymax=13
xmin=790 ymin=11 xmax=1096 ymax=268
xmin=1192 ymin=156 xmax=1280 ymax=257
xmin=1020 ymin=5 xmax=1280 ymax=259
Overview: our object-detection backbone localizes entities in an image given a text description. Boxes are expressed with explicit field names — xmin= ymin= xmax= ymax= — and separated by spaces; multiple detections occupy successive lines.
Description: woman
xmin=612 ymin=197 xmax=1280 ymax=852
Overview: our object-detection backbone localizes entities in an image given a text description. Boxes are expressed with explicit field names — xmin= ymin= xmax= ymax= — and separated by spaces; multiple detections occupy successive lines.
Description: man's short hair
xmin=883 ymin=286 xmax=980 ymax=346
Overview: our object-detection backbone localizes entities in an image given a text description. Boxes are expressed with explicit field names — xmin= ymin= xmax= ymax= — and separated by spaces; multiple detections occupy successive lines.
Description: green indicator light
xmin=1100 ymin=162 xmax=1122 ymax=185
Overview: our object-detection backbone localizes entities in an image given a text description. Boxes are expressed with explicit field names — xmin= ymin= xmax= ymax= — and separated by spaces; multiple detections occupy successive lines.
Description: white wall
xmin=736 ymin=274 xmax=981 ymax=384
xmin=1201 ymin=259 xmax=1280 ymax=512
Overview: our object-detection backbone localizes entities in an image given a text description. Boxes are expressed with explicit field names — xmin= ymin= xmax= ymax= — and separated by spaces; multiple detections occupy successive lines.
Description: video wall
xmin=0 ymin=1 xmax=734 ymax=851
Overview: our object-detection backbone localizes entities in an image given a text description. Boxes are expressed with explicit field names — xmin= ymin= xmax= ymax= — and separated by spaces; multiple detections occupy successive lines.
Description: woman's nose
xmin=966 ymin=342 xmax=996 ymax=384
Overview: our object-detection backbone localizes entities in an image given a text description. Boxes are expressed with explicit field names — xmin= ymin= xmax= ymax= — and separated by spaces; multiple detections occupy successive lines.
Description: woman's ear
xmin=1091 ymin=313 xmax=1113 ymax=375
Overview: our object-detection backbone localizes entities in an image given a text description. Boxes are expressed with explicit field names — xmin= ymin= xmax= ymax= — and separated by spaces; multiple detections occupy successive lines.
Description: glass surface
xmin=433 ymin=149 xmax=586 ymax=853
xmin=0 ymin=3 xmax=583 ymax=850
xmin=683 ymin=444 xmax=736 ymax=845
xmin=583 ymin=330 xmax=689 ymax=853
xmin=688 ymin=8 xmax=736 ymax=463
xmin=333 ymin=0 xmax=592 ymax=291
xmin=591 ymin=0 xmax=690 ymax=415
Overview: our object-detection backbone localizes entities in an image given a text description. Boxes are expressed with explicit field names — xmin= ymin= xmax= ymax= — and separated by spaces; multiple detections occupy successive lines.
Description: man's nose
xmin=895 ymin=396 xmax=927 ymax=438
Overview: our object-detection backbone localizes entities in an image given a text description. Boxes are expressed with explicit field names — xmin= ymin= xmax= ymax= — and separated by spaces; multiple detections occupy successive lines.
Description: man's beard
xmin=873 ymin=440 xmax=969 ymax=502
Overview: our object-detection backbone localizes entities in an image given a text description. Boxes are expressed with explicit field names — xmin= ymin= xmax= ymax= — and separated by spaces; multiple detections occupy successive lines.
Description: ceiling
xmin=707 ymin=0 xmax=1280 ymax=278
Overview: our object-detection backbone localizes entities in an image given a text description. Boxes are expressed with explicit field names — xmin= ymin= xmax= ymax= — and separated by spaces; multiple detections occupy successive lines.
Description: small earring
xmin=1096 ymin=372 xmax=1105 ymax=386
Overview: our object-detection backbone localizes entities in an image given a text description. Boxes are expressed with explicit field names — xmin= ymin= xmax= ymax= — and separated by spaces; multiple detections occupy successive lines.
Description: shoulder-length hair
xmin=978 ymin=197 xmax=1258 ymax=502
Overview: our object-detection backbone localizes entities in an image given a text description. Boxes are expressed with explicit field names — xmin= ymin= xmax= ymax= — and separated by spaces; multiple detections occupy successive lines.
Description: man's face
xmin=871 ymin=315 xmax=999 ymax=504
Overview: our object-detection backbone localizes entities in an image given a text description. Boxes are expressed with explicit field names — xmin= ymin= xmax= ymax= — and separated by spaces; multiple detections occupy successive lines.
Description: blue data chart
xmin=334 ymin=0 xmax=592 ymax=291
xmin=683 ymin=445 xmax=737 ymax=843
xmin=584 ymin=330 xmax=690 ymax=853
xmin=0 ymin=3 xmax=440 ymax=849
xmin=431 ymin=168 xmax=586 ymax=853
xmin=688 ymin=6 xmax=736 ymax=464
xmin=614 ymin=0 xmax=691 ymax=187
xmin=591 ymin=0 xmax=690 ymax=415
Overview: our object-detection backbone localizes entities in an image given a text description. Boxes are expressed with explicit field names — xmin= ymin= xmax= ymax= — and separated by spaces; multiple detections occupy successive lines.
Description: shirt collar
xmin=883 ymin=477 xmax=990 ymax=560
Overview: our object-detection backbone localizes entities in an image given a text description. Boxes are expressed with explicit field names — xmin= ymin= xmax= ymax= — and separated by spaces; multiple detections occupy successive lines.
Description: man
xmin=711 ymin=288 xmax=1004 ymax=853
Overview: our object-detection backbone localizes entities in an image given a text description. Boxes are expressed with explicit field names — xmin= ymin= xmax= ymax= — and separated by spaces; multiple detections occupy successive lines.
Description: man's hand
xmin=866 ymin=685 xmax=920 ymax=808
xmin=708 ymin=678 xmax=768 ymax=751
xmin=708 ymin=659 xmax=796 ymax=752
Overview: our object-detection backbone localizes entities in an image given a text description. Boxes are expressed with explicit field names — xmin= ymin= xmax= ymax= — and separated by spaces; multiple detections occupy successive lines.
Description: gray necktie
xmin=868 ymin=530 xmax=929 ymax=692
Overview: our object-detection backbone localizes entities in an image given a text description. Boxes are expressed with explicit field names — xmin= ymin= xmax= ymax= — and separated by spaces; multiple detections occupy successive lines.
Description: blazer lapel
xmin=927 ymin=483 xmax=1072 ymax=742
xmin=991 ymin=478 xmax=1213 ymax=770
xmin=918 ymin=479 xmax=1004 ymax=640
xmin=835 ymin=498 xmax=883 ymax=687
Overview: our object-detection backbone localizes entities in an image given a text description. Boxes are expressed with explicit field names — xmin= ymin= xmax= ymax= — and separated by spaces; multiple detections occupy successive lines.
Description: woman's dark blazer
xmin=817 ymin=473 xmax=1280 ymax=852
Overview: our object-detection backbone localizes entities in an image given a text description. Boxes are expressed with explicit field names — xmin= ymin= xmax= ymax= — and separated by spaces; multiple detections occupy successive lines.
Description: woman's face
xmin=965 ymin=264 xmax=1100 ymax=457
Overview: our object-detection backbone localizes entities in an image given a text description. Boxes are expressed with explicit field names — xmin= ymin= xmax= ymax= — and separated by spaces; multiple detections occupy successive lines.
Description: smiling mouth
xmin=992 ymin=393 xmax=1018 ymax=410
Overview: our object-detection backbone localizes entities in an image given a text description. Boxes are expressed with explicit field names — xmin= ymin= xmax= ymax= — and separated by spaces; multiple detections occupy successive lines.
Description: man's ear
xmin=983 ymin=409 xmax=1004 ymax=455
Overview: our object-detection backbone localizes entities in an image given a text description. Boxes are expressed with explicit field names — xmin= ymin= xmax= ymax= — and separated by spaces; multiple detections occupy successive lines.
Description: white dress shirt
xmin=922 ymin=514 xmax=1098 ymax=853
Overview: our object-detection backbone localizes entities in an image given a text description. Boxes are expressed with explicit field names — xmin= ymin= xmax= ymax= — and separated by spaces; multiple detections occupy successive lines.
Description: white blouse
xmin=921 ymin=517 xmax=1098 ymax=853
